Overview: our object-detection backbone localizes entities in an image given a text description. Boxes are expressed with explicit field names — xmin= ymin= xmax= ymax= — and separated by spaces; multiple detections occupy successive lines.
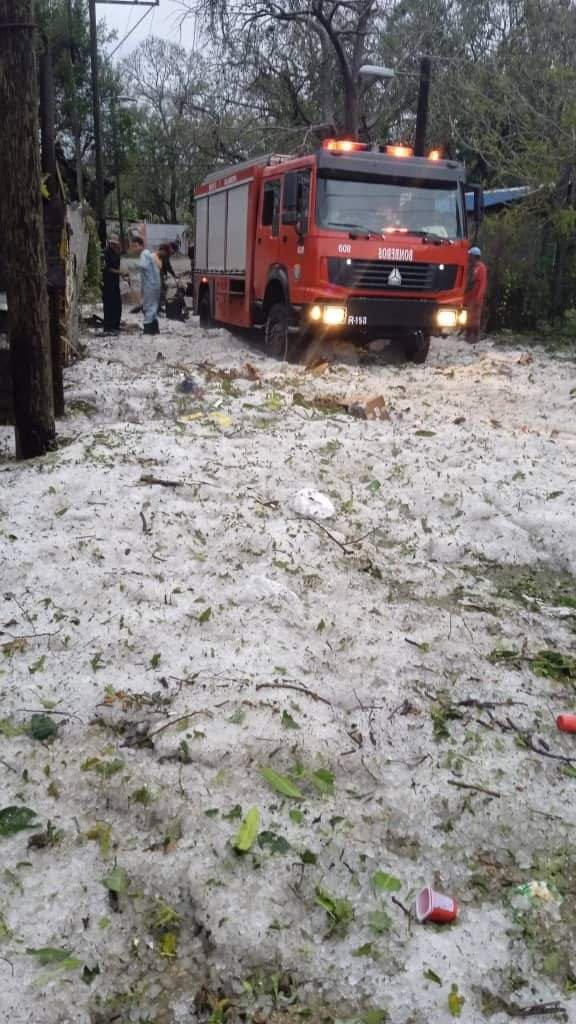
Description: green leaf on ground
xmin=289 ymin=808 xmax=304 ymax=824
xmin=367 ymin=479 xmax=381 ymax=494
xmin=532 ymin=649 xmax=576 ymax=683
xmin=130 ymin=786 xmax=153 ymax=805
xmin=81 ymin=757 xmax=125 ymax=778
xmin=233 ymin=807 xmax=260 ymax=853
xmin=198 ymin=607 xmax=212 ymax=624
xmin=415 ymin=429 xmax=436 ymax=437
xmin=314 ymin=886 xmax=354 ymax=929
xmin=281 ymin=710 xmax=300 ymax=730
xmin=310 ymin=768 xmax=335 ymax=795
xmin=448 ymin=984 xmax=465 ymax=1017
xmin=367 ymin=909 xmax=392 ymax=933
xmin=28 ymin=655 xmax=46 ymax=675
xmin=160 ymin=931 xmax=178 ymax=957
xmin=423 ymin=968 xmax=442 ymax=985
xmin=260 ymin=766 xmax=303 ymax=800
xmin=0 ymin=911 xmax=13 ymax=941
xmin=228 ymin=708 xmax=246 ymax=725
xmin=150 ymin=652 xmax=161 ymax=669
xmin=258 ymin=831 xmax=291 ymax=854
xmin=362 ymin=1009 xmax=388 ymax=1024
xmin=82 ymin=964 xmax=101 ymax=985
xmin=102 ymin=866 xmax=129 ymax=894
xmin=86 ymin=822 xmax=112 ymax=857
xmin=26 ymin=946 xmax=74 ymax=966
xmin=28 ymin=714 xmax=58 ymax=741
xmin=0 ymin=806 xmax=39 ymax=837
xmin=0 ymin=718 xmax=25 ymax=738
xmin=222 ymin=804 xmax=242 ymax=821
xmin=372 ymin=871 xmax=401 ymax=893
xmin=301 ymin=849 xmax=318 ymax=865
xmin=353 ymin=943 xmax=374 ymax=957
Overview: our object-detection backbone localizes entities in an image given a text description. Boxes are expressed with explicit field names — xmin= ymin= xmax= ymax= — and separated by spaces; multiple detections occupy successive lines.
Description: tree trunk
xmin=40 ymin=43 xmax=65 ymax=417
xmin=0 ymin=0 xmax=56 ymax=458
xmin=170 ymin=170 xmax=178 ymax=224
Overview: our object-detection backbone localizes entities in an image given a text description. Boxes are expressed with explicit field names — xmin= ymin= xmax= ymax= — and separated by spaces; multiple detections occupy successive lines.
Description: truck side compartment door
xmin=253 ymin=177 xmax=281 ymax=302
xmin=281 ymin=170 xmax=311 ymax=300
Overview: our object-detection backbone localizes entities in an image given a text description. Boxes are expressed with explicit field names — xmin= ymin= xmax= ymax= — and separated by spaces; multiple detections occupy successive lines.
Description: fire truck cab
xmin=193 ymin=140 xmax=480 ymax=363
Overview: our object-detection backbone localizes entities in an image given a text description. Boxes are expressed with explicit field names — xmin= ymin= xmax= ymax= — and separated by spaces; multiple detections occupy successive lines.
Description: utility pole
xmin=88 ymin=0 xmax=158 ymax=252
xmin=111 ymin=96 xmax=125 ymax=250
xmin=88 ymin=0 xmax=106 ymax=247
xmin=414 ymin=56 xmax=431 ymax=157
xmin=0 ymin=0 xmax=56 ymax=458
xmin=66 ymin=0 xmax=84 ymax=202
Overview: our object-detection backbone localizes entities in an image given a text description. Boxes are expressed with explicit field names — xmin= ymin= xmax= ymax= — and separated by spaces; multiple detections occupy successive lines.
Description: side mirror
xmin=296 ymin=211 xmax=308 ymax=238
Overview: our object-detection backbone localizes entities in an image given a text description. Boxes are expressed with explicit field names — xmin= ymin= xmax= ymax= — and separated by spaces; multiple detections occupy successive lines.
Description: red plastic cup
xmin=557 ymin=715 xmax=576 ymax=734
xmin=415 ymin=886 xmax=459 ymax=924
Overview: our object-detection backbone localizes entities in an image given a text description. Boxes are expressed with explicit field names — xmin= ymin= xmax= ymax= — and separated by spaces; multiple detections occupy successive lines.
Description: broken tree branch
xmin=255 ymin=681 xmax=332 ymax=707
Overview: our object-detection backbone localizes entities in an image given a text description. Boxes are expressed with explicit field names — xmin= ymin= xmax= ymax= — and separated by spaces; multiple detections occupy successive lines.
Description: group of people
xmin=102 ymin=236 xmax=180 ymax=336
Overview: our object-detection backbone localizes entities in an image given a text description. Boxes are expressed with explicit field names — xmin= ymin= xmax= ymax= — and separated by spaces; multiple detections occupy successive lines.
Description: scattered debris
xmin=347 ymin=395 xmax=389 ymax=421
xmin=556 ymin=714 xmax=576 ymax=733
xmin=415 ymin=886 xmax=459 ymax=924
xmin=177 ymin=376 xmax=204 ymax=397
xmin=290 ymin=488 xmax=335 ymax=520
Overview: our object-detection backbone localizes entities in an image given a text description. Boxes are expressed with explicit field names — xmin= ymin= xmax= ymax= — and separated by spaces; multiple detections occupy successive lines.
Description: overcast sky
xmin=101 ymin=1 xmax=201 ymax=61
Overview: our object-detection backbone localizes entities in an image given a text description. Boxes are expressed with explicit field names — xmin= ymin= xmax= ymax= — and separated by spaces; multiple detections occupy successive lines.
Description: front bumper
xmin=300 ymin=297 xmax=465 ymax=337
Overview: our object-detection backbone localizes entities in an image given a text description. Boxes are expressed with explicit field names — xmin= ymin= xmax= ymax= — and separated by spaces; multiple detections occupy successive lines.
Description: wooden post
xmin=0 ymin=0 xmax=56 ymax=457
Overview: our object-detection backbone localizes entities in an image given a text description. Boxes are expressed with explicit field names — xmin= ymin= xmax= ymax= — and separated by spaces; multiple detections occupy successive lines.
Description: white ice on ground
xmin=0 ymin=316 xmax=575 ymax=1024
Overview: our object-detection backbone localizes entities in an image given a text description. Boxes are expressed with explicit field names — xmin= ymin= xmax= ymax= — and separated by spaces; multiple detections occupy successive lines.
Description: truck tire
xmin=265 ymin=302 xmax=291 ymax=360
xmin=198 ymin=293 xmax=213 ymax=328
xmin=404 ymin=331 xmax=430 ymax=364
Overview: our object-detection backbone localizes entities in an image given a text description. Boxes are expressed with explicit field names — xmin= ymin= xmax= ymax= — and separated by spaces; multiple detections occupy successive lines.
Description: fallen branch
xmin=139 ymin=474 xmax=183 ymax=488
xmin=296 ymin=514 xmax=354 ymax=554
xmin=140 ymin=509 xmax=151 ymax=534
xmin=149 ymin=709 xmax=214 ymax=739
xmin=447 ymin=779 xmax=501 ymax=798
xmin=255 ymin=681 xmax=332 ymax=707
xmin=0 ymin=757 xmax=17 ymax=774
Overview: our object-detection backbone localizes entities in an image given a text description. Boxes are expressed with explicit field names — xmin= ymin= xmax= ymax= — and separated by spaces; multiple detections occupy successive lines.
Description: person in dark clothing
xmin=102 ymin=236 xmax=124 ymax=334
xmin=157 ymin=243 xmax=178 ymax=312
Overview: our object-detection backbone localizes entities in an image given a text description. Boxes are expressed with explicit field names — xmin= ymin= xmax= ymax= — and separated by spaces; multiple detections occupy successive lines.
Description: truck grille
xmin=327 ymin=258 xmax=458 ymax=292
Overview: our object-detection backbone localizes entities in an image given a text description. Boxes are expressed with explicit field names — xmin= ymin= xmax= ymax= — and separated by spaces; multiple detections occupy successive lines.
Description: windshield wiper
xmin=407 ymin=230 xmax=451 ymax=245
xmin=327 ymin=222 xmax=380 ymax=239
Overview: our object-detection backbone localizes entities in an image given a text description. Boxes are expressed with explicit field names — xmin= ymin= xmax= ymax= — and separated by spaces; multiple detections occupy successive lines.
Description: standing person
xmin=464 ymin=246 xmax=488 ymax=344
xmin=131 ymin=236 xmax=161 ymax=335
xmin=157 ymin=243 xmax=177 ymax=313
xmin=102 ymin=235 xmax=123 ymax=334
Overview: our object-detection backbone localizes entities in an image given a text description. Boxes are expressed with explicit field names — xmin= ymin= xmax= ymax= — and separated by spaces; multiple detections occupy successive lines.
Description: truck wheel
xmin=265 ymin=302 xmax=291 ymax=360
xmin=198 ymin=293 xmax=212 ymax=328
xmin=404 ymin=331 xmax=430 ymax=364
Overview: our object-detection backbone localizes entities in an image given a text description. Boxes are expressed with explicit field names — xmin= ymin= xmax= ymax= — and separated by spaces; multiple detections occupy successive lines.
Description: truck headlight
xmin=436 ymin=309 xmax=458 ymax=328
xmin=309 ymin=304 xmax=322 ymax=322
xmin=458 ymin=309 xmax=468 ymax=326
xmin=322 ymin=305 xmax=347 ymax=326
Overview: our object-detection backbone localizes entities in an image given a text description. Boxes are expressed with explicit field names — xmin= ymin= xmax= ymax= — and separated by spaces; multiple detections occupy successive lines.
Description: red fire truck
xmin=193 ymin=139 xmax=483 ymax=363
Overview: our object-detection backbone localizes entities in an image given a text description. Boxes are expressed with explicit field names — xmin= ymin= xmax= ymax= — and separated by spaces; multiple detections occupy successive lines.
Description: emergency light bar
xmin=386 ymin=145 xmax=414 ymax=157
xmin=322 ymin=139 xmax=368 ymax=153
xmin=322 ymin=139 xmax=443 ymax=161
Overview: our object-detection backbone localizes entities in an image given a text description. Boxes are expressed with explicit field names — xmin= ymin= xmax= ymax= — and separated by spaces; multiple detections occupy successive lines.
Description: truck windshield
xmin=317 ymin=176 xmax=463 ymax=240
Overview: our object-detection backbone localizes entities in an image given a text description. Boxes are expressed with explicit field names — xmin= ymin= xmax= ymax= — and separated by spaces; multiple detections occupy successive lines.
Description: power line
xmin=109 ymin=4 xmax=154 ymax=56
